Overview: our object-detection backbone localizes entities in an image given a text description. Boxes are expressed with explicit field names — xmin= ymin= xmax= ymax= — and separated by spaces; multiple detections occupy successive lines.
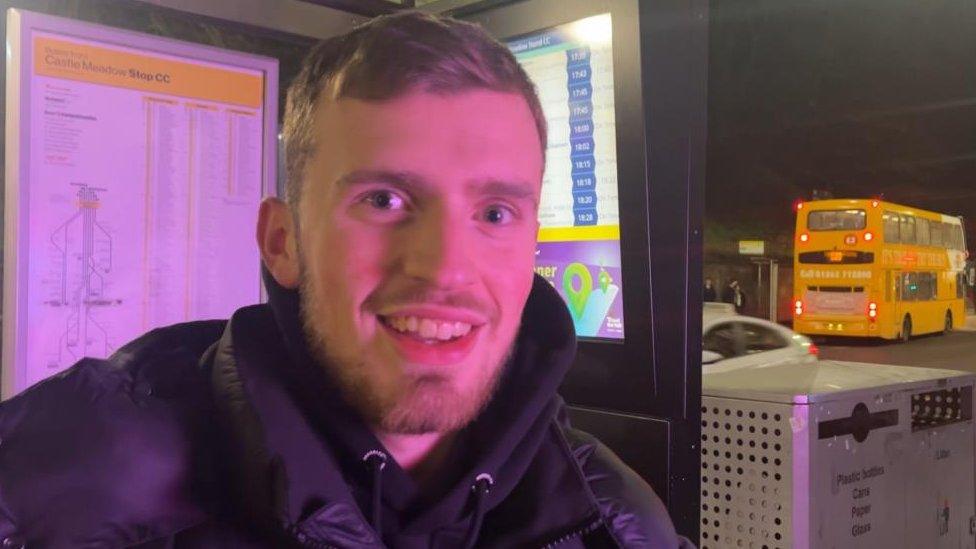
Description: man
xmin=724 ymin=279 xmax=745 ymax=312
xmin=703 ymin=278 xmax=717 ymax=302
xmin=0 ymin=12 xmax=691 ymax=548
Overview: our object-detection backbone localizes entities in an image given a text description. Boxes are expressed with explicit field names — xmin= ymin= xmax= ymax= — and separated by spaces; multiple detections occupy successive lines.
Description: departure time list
xmin=509 ymin=14 xmax=625 ymax=339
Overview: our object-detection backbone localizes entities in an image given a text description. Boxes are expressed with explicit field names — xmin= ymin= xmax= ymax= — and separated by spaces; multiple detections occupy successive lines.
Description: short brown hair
xmin=281 ymin=11 xmax=547 ymax=209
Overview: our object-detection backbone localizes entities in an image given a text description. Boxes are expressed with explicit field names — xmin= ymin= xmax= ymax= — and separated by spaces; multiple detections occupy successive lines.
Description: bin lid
xmin=703 ymin=360 xmax=974 ymax=404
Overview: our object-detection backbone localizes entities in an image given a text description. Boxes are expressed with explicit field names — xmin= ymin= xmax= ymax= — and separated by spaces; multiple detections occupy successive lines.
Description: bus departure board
xmin=508 ymin=14 xmax=624 ymax=340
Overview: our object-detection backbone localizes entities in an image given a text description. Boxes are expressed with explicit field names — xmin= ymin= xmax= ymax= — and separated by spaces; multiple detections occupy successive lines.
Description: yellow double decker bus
xmin=793 ymin=199 xmax=967 ymax=341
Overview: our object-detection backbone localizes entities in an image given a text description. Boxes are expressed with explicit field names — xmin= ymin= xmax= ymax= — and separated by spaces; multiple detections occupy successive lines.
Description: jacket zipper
xmin=288 ymin=523 xmax=340 ymax=549
xmin=541 ymin=529 xmax=584 ymax=549
xmin=540 ymin=517 xmax=606 ymax=549
xmin=289 ymin=517 xmax=604 ymax=548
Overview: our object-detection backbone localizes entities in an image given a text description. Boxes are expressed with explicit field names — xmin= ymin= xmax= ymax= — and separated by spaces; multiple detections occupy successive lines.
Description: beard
xmin=297 ymin=258 xmax=513 ymax=435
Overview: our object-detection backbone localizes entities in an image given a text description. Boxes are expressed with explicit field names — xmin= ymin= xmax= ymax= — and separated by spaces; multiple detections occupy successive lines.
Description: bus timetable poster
xmin=509 ymin=14 xmax=625 ymax=340
xmin=4 ymin=12 xmax=276 ymax=397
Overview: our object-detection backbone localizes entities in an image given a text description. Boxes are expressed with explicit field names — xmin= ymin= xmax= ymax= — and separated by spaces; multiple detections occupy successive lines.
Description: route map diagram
xmin=45 ymin=183 xmax=121 ymax=365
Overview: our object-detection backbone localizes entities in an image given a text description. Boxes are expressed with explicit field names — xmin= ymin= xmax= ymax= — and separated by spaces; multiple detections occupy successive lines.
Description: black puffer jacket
xmin=0 ymin=275 xmax=692 ymax=548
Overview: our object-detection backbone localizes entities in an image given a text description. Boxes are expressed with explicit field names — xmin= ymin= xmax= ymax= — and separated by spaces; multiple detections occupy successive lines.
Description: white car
xmin=702 ymin=302 xmax=818 ymax=373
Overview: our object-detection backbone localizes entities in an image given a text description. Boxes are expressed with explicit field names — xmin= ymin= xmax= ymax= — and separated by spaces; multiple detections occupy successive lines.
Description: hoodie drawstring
xmin=462 ymin=473 xmax=494 ymax=549
xmin=362 ymin=450 xmax=388 ymax=532
xmin=361 ymin=453 xmax=492 ymax=548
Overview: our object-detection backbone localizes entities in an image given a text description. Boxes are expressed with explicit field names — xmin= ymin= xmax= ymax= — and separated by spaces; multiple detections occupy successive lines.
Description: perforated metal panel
xmin=700 ymin=397 xmax=794 ymax=549
xmin=703 ymin=362 xmax=976 ymax=549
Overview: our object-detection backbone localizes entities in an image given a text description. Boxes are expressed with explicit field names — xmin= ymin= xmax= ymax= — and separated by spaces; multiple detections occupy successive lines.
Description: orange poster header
xmin=34 ymin=35 xmax=263 ymax=108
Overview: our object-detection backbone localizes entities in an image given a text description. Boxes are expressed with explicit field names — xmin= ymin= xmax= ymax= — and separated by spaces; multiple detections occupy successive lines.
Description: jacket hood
xmin=210 ymin=269 xmax=579 ymax=545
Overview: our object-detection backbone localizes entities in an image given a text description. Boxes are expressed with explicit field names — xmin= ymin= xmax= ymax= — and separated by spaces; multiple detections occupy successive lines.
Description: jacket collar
xmin=209 ymin=304 xmax=382 ymax=545
xmin=207 ymin=274 xmax=604 ymax=546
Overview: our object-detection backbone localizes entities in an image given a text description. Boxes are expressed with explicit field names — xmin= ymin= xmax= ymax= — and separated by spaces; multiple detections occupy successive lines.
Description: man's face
xmin=296 ymin=90 xmax=543 ymax=434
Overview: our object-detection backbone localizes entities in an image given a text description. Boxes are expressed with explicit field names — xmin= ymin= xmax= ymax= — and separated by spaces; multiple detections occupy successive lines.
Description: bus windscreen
xmin=808 ymin=209 xmax=867 ymax=231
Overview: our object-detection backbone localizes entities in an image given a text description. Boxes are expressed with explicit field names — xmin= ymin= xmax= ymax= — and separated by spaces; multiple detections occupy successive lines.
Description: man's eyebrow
xmin=333 ymin=171 xmax=538 ymax=206
xmin=466 ymin=179 xmax=539 ymax=206
xmin=333 ymin=170 xmax=428 ymax=192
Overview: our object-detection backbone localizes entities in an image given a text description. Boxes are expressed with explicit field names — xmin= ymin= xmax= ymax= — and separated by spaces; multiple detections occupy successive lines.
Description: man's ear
xmin=257 ymin=197 xmax=300 ymax=289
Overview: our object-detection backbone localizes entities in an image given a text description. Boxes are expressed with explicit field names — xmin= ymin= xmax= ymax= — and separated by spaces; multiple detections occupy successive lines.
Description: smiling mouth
xmin=379 ymin=315 xmax=474 ymax=343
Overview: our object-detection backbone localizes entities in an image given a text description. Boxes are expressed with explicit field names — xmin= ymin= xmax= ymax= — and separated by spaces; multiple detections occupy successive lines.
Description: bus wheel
xmin=944 ymin=311 xmax=953 ymax=335
xmin=900 ymin=316 xmax=912 ymax=343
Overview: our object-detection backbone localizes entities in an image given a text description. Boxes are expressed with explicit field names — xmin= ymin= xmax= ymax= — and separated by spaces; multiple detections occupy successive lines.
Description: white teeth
xmin=436 ymin=322 xmax=454 ymax=341
xmin=419 ymin=319 xmax=438 ymax=339
xmin=453 ymin=322 xmax=471 ymax=337
xmin=383 ymin=315 xmax=473 ymax=340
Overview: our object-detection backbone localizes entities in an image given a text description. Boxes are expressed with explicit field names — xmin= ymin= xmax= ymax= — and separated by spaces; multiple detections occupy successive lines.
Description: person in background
xmin=0 ymin=11 xmax=692 ymax=549
xmin=703 ymin=277 xmax=717 ymax=302
xmin=724 ymin=279 xmax=746 ymax=313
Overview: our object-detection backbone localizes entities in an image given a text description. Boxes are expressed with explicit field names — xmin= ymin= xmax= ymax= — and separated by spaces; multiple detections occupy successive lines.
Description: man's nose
xmin=399 ymin=208 xmax=476 ymax=289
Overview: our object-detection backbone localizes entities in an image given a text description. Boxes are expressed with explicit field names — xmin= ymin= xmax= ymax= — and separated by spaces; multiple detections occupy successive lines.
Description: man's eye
xmin=363 ymin=190 xmax=406 ymax=211
xmin=482 ymin=205 xmax=516 ymax=225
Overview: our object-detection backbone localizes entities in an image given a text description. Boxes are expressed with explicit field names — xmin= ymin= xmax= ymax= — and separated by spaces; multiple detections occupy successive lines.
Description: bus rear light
xmin=868 ymin=301 xmax=878 ymax=321
xmin=864 ymin=231 xmax=874 ymax=242
xmin=871 ymin=200 xmax=880 ymax=208
xmin=794 ymin=300 xmax=803 ymax=316
xmin=794 ymin=200 xmax=804 ymax=211
xmin=799 ymin=233 xmax=809 ymax=243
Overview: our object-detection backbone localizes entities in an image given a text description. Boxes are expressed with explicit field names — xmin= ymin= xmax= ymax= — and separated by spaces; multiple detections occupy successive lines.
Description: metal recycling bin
xmin=700 ymin=360 xmax=976 ymax=549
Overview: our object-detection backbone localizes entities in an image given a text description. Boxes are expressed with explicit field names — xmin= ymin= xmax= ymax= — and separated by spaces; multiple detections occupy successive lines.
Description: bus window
xmin=901 ymin=272 xmax=918 ymax=301
xmin=917 ymin=218 xmax=930 ymax=246
xmin=944 ymin=223 xmax=959 ymax=249
xmin=808 ymin=209 xmax=866 ymax=231
xmin=883 ymin=211 xmax=900 ymax=243
xmin=930 ymin=222 xmax=944 ymax=247
xmin=917 ymin=272 xmax=936 ymax=300
xmin=899 ymin=215 xmax=916 ymax=244
xmin=950 ymin=224 xmax=965 ymax=251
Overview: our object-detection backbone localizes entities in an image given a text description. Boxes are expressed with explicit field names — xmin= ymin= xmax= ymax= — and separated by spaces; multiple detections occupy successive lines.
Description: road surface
xmin=817 ymin=319 xmax=976 ymax=373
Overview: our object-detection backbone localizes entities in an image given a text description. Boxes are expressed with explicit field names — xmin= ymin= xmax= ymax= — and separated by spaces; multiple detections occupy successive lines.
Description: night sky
xmin=706 ymin=0 xmax=976 ymax=258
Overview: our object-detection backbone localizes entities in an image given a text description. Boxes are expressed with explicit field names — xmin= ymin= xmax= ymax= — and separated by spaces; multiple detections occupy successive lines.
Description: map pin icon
xmin=598 ymin=269 xmax=611 ymax=293
xmin=562 ymin=263 xmax=593 ymax=320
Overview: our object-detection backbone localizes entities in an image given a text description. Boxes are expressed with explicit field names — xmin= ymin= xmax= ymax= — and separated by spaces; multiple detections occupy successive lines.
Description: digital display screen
xmin=7 ymin=18 xmax=275 ymax=393
xmin=508 ymin=14 xmax=625 ymax=339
